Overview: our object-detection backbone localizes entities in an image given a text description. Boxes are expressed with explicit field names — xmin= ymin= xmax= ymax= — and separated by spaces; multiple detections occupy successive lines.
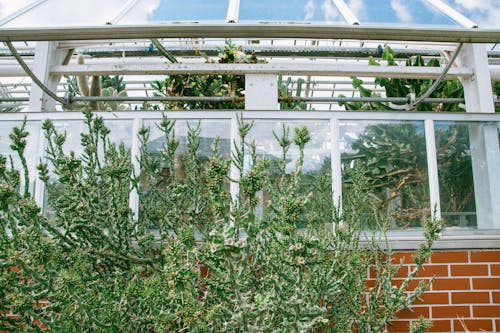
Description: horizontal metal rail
xmin=51 ymin=63 xmax=472 ymax=79
xmin=0 ymin=24 xmax=498 ymax=43
xmin=1 ymin=110 xmax=499 ymax=122
xmin=0 ymin=96 xmax=470 ymax=104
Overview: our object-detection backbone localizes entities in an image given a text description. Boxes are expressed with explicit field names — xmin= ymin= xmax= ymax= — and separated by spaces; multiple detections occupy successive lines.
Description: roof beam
xmin=0 ymin=24 xmax=498 ymax=43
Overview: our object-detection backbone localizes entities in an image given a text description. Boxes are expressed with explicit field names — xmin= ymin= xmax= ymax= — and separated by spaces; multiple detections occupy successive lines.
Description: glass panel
xmin=0 ymin=0 xmax=33 ymax=21
xmin=340 ymin=120 xmax=429 ymax=230
xmin=239 ymin=0 xmax=344 ymax=23
xmin=0 ymin=120 xmax=40 ymax=195
xmin=3 ymin=0 xmax=123 ymax=27
xmin=357 ymin=0 xmax=459 ymax=26
xmin=246 ymin=120 xmax=332 ymax=227
xmin=118 ymin=0 xmax=228 ymax=24
xmin=139 ymin=119 xmax=231 ymax=229
xmin=44 ymin=120 xmax=133 ymax=215
xmin=434 ymin=122 xmax=476 ymax=228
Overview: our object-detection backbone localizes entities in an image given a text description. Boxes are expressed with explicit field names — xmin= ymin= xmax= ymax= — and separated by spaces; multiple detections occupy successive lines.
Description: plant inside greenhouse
xmin=0 ymin=0 xmax=499 ymax=332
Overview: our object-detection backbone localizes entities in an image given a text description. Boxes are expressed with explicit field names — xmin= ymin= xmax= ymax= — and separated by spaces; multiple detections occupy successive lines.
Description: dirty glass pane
xmin=340 ymin=120 xmax=429 ymax=230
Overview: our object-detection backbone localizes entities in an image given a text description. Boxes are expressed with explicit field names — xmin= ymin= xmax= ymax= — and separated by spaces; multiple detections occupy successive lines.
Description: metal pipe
xmin=0 ymin=96 xmax=468 ymax=104
xmin=5 ymin=41 xmax=67 ymax=106
xmin=0 ymin=24 xmax=498 ymax=43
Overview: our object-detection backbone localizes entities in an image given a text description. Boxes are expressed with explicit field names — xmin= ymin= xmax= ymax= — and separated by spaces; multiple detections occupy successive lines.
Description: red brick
xmin=471 ymin=251 xmax=500 ymax=263
xmin=431 ymin=251 xmax=468 ymax=264
xmin=414 ymin=292 xmax=449 ymax=305
xmin=472 ymin=278 xmax=500 ymax=290
xmin=493 ymin=292 xmax=500 ymax=303
xmin=365 ymin=279 xmax=375 ymax=289
xmin=396 ymin=306 xmax=430 ymax=319
xmin=387 ymin=320 xmax=410 ymax=332
xmin=432 ymin=305 xmax=470 ymax=318
xmin=415 ymin=265 xmax=448 ymax=278
xmin=491 ymin=264 xmax=500 ymax=276
xmin=425 ymin=320 xmax=451 ymax=332
xmin=451 ymin=264 xmax=488 ymax=276
xmin=451 ymin=292 xmax=490 ymax=304
xmin=473 ymin=305 xmax=500 ymax=318
xmin=432 ymin=278 xmax=470 ymax=291
xmin=453 ymin=319 xmax=493 ymax=331
xmin=496 ymin=319 xmax=500 ymax=330
xmin=370 ymin=265 xmax=409 ymax=279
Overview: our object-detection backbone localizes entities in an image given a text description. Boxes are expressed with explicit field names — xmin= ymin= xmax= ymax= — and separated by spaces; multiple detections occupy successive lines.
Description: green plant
xmin=0 ymin=112 xmax=441 ymax=332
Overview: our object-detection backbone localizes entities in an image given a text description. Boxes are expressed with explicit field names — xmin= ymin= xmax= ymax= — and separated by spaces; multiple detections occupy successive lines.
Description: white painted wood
xmin=424 ymin=119 xmax=441 ymax=221
xmin=28 ymin=42 xmax=66 ymax=112
xmin=51 ymin=63 xmax=472 ymax=79
xmin=331 ymin=0 xmax=359 ymax=25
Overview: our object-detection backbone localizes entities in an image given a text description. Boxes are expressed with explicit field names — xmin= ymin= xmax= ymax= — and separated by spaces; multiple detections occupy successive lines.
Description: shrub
xmin=0 ymin=110 xmax=440 ymax=332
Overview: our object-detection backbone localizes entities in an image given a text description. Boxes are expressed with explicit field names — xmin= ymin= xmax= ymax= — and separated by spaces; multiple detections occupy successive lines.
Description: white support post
xmin=129 ymin=117 xmax=141 ymax=221
xmin=424 ymin=119 xmax=441 ymax=221
xmin=230 ymin=114 xmax=240 ymax=205
xmin=330 ymin=118 xmax=342 ymax=211
xmin=226 ymin=0 xmax=239 ymax=23
xmin=28 ymin=41 xmax=66 ymax=112
xmin=331 ymin=0 xmax=359 ymax=25
xmin=458 ymin=43 xmax=500 ymax=229
xmin=33 ymin=123 xmax=47 ymax=208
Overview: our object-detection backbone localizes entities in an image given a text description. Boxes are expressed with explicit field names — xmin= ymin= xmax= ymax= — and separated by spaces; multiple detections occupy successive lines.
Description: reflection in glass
xmin=138 ymin=119 xmax=231 ymax=231
xmin=119 ymin=0 xmax=227 ymax=24
xmin=246 ymin=120 xmax=332 ymax=227
xmin=340 ymin=121 xmax=429 ymax=229
xmin=239 ymin=0 xmax=344 ymax=23
xmin=435 ymin=122 xmax=477 ymax=228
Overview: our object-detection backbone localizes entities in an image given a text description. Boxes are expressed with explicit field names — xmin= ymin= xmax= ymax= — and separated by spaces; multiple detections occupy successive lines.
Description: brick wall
xmin=384 ymin=250 xmax=500 ymax=332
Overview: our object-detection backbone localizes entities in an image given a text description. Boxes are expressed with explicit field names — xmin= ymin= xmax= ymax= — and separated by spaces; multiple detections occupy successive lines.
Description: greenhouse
xmin=0 ymin=0 xmax=499 ymax=332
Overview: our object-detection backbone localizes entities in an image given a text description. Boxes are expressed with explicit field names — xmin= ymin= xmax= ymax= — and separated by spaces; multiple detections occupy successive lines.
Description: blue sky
xmin=0 ymin=0 xmax=498 ymax=28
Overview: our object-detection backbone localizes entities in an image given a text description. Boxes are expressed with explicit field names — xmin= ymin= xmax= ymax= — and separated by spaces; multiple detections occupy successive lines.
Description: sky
xmin=0 ymin=0 xmax=498 ymax=28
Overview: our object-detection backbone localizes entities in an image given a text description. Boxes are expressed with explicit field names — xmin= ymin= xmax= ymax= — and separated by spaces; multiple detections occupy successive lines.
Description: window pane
xmin=239 ymin=0 xmax=344 ymax=23
xmin=246 ymin=120 xmax=332 ymax=227
xmin=434 ymin=122 xmax=476 ymax=228
xmin=119 ymin=0 xmax=228 ymax=24
xmin=340 ymin=120 xmax=429 ymax=230
xmin=139 ymin=119 xmax=231 ymax=230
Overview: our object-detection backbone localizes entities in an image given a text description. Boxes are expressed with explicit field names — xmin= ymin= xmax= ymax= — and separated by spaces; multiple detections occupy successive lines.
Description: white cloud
xmin=391 ymin=0 xmax=412 ymax=23
xmin=347 ymin=0 xmax=364 ymax=20
xmin=452 ymin=0 xmax=500 ymax=28
xmin=304 ymin=0 xmax=315 ymax=20
xmin=321 ymin=0 xmax=342 ymax=22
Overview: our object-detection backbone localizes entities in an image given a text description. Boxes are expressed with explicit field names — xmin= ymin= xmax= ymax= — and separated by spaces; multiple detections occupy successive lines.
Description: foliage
xmin=341 ymin=46 xmax=465 ymax=112
xmin=0 ymin=111 xmax=441 ymax=332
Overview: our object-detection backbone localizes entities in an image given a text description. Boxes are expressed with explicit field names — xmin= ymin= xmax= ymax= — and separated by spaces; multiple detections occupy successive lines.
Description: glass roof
xmin=0 ymin=0 xmax=496 ymax=28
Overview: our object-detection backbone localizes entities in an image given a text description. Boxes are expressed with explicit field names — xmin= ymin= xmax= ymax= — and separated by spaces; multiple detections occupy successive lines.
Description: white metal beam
xmin=424 ymin=119 xmax=441 ymax=221
xmin=0 ymin=0 xmax=48 ymax=27
xmin=110 ymin=0 xmax=141 ymax=25
xmin=331 ymin=0 xmax=359 ymax=25
xmin=0 ymin=24 xmax=498 ymax=43
xmin=28 ymin=42 xmax=67 ymax=111
xmin=422 ymin=0 xmax=477 ymax=29
xmin=50 ymin=62 xmax=473 ymax=79
xmin=226 ymin=0 xmax=240 ymax=23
